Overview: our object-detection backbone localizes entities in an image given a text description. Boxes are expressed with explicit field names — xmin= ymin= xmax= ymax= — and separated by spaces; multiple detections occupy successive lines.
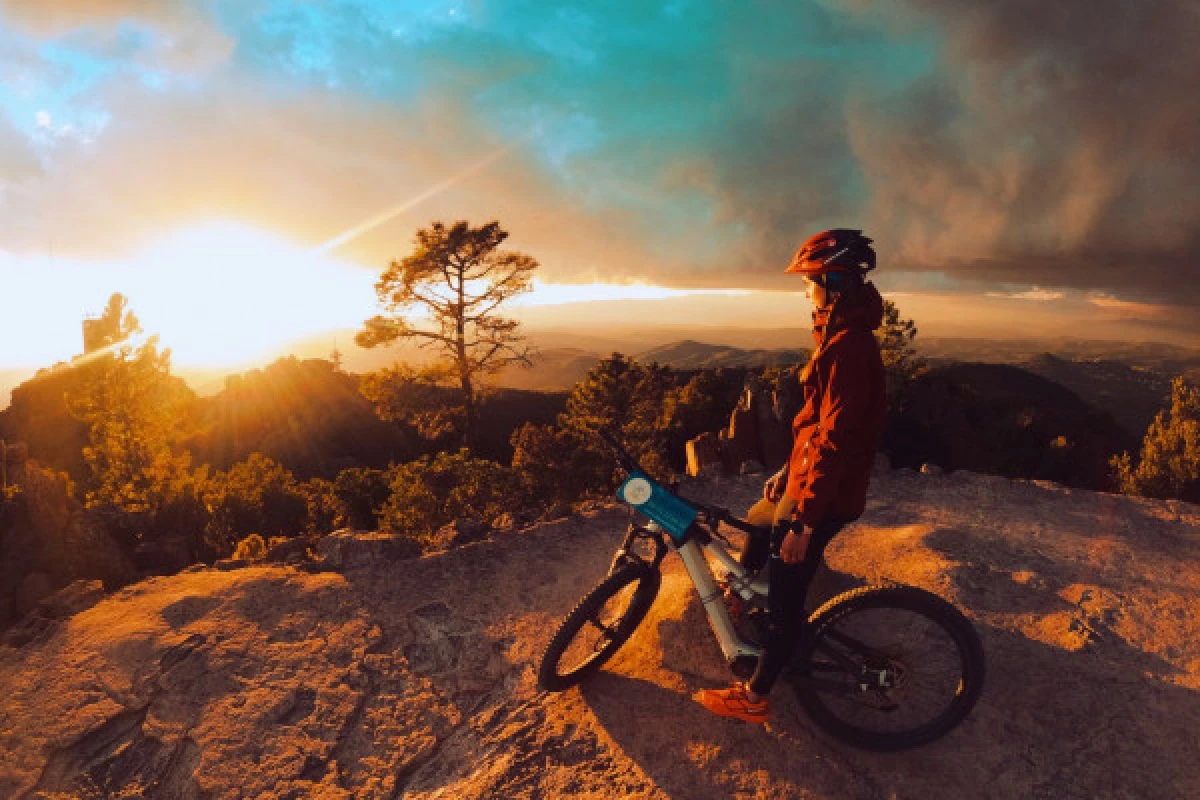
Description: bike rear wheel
xmin=790 ymin=585 xmax=985 ymax=751
xmin=538 ymin=561 xmax=662 ymax=692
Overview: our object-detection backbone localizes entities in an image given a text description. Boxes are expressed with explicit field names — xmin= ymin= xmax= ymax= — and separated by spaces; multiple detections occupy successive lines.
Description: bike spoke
xmin=821 ymin=628 xmax=890 ymax=661
xmin=585 ymin=614 xmax=617 ymax=637
xmin=806 ymin=605 xmax=968 ymax=734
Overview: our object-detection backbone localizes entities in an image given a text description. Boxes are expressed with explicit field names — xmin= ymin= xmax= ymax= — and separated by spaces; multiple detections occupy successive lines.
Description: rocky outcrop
xmin=425 ymin=518 xmax=490 ymax=553
xmin=264 ymin=536 xmax=312 ymax=564
xmin=0 ymin=465 xmax=135 ymax=631
xmin=686 ymin=382 xmax=795 ymax=477
xmin=2 ymin=471 xmax=1199 ymax=799
xmin=315 ymin=530 xmax=423 ymax=569
xmin=3 ymin=579 xmax=105 ymax=648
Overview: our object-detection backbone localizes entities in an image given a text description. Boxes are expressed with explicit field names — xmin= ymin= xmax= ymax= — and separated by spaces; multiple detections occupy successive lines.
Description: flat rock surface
xmin=2 ymin=471 xmax=1199 ymax=799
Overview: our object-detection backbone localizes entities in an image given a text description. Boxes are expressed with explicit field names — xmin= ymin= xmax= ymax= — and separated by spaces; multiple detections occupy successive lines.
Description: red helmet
xmin=785 ymin=228 xmax=876 ymax=278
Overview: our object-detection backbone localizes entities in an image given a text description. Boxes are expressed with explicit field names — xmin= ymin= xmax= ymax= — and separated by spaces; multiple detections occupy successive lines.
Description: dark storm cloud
xmin=841 ymin=0 xmax=1200 ymax=303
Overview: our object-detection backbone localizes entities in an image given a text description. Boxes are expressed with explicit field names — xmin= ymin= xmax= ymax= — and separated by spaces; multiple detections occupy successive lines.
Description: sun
xmin=124 ymin=221 xmax=377 ymax=368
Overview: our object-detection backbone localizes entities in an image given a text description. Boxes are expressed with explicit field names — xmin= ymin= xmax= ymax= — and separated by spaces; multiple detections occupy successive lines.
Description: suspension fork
xmin=610 ymin=523 xmax=669 ymax=574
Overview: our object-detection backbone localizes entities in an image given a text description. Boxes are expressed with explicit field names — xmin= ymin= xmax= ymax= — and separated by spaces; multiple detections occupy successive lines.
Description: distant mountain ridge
xmin=1016 ymin=354 xmax=1175 ymax=438
xmin=496 ymin=340 xmax=811 ymax=391
xmin=635 ymin=339 xmax=809 ymax=370
xmin=8 ymin=333 xmax=1198 ymax=409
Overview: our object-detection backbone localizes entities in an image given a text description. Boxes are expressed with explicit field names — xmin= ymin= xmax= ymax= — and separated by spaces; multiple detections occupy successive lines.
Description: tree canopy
xmin=1112 ymin=376 xmax=1200 ymax=502
xmin=84 ymin=292 xmax=141 ymax=354
xmin=356 ymin=220 xmax=538 ymax=451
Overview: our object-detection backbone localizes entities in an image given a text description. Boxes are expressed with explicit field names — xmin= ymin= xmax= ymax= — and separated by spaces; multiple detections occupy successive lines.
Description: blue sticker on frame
xmin=616 ymin=471 xmax=698 ymax=541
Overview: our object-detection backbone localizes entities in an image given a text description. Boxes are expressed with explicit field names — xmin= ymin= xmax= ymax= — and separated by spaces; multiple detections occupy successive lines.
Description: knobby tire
xmin=538 ymin=561 xmax=662 ymax=692
xmin=791 ymin=585 xmax=986 ymax=751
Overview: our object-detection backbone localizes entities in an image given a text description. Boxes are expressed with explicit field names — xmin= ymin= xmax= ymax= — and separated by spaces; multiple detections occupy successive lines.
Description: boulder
xmin=739 ymin=460 xmax=766 ymax=475
xmin=426 ymin=518 xmax=491 ymax=553
xmin=686 ymin=432 xmax=724 ymax=477
xmin=35 ymin=580 xmax=104 ymax=619
xmin=728 ymin=392 xmax=762 ymax=466
xmin=264 ymin=537 xmax=311 ymax=564
xmin=3 ymin=579 xmax=104 ymax=649
xmin=920 ymin=463 xmax=944 ymax=476
xmin=316 ymin=532 xmax=423 ymax=570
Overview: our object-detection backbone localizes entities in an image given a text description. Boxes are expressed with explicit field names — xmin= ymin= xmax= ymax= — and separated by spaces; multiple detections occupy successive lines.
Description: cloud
xmin=0 ymin=68 xmax=668 ymax=287
xmin=0 ymin=0 xmax=234 ymax=74
xmin=840 ymin=0 xmax=1200 ymax=303
xmin=0 ymin=116 xmax=40 ymax=181
xmin=1 ymin=0 xmax=1197 ymax=326
xmin=984 ymin=287 xmax=1065 ymax=301
xmin=1088 ymin=293 xmax=1180 ymax=320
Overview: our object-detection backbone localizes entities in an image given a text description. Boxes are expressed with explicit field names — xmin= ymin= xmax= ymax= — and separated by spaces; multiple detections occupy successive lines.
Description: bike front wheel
xmin=791 ymin=585 xmax=986 ymax=751
xmin=538 ymin=561 xmax=661 ymax=692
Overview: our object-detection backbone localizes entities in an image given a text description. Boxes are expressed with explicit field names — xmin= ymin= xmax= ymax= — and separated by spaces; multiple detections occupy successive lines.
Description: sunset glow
xmin=0 ymin=222 xmax=762 ymax=370
xmin=1 ymin=222 xmax=375 ymax=369
xmin=1 ymin=0 xmax=1197 ymax=377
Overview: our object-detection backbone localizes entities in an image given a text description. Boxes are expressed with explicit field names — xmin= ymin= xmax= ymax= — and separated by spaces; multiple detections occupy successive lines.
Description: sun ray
xmin=314 ymin=130 xmax=534 ymax=256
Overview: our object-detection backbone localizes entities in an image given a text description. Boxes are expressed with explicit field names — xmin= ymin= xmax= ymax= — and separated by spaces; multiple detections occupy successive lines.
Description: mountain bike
xmin=537 ymin=428 xmax=986 ymax=751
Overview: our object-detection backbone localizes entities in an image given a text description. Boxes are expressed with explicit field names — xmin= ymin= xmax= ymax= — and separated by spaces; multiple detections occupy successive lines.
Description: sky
xmin=2 ymin=0 xmax=1199 ymax=371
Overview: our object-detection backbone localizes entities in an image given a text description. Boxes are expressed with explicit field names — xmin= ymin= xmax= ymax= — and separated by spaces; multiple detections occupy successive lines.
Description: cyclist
xmin=696 ymin=228 xmax=888 ymax=723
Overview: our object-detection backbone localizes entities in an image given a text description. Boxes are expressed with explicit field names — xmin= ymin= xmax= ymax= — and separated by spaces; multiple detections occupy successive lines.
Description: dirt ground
xmin=2 ymin=469 xmax=1199 ymax=799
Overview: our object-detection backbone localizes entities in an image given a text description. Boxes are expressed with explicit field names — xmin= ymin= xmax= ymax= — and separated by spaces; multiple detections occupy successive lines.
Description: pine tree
xmin=875 ymin=299 xmax=926 ymax=410
xmin=1112 ymin=377 xmax=1200 ymax=501
xmin=67 ymin=335 xmax=194 ymax=515
xmin=356 ymin=220 xmax=538 ymax=452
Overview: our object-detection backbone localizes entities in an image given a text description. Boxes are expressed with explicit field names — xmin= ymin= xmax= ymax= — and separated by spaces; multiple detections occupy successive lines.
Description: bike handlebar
xmin=694 ymin=502 xmax=767 ymax=536
xmin=598 ymin=426 xmax=769 ymax=537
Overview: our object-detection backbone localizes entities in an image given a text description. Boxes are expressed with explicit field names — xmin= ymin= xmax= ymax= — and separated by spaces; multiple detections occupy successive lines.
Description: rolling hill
xmin=635 ymin=340 xmax=810 ymax=370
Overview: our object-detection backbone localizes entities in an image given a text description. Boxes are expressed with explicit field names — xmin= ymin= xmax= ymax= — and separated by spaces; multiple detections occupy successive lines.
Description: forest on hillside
xmin=3 ymin=309 xmax=1195 ymax=629
xmin=2 ymin=223 xmax=1198 ymax=632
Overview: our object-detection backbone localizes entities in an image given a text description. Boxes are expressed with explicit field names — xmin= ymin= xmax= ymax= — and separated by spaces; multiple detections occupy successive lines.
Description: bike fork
xmin=674 ymin=540 xmax=762 ymax=666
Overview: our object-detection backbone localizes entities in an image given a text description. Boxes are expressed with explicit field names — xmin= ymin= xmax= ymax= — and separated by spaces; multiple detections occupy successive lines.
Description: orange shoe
xmin=693 ymin=683 xmax=769 ymax=724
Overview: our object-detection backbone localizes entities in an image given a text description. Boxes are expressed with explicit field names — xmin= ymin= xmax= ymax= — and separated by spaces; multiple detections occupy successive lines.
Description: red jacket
xmin=785 ymin=282 xmax=887 ymax=527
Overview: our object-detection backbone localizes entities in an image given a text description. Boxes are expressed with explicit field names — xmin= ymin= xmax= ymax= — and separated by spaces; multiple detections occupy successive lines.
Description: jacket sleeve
xmin=792 ymin=340 xmax=874 ymax=527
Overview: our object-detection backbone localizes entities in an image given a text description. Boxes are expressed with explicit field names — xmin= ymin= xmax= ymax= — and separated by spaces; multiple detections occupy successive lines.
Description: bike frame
xmin=617 ymin=518 xmax=873 ymax=694
xmin=600 ymin=427 xmax=878 ymax=693
xmin=616 ymin=517 xmax=763 ymax=665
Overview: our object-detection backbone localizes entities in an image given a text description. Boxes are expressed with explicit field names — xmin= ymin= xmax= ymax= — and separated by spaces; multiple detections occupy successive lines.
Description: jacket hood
xmin=811 ymin=281 xmax=885 ymax=348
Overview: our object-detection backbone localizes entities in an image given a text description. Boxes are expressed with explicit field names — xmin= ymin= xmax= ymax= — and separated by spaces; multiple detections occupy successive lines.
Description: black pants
xmin=739 ymin=517 xmax=847 ymax=696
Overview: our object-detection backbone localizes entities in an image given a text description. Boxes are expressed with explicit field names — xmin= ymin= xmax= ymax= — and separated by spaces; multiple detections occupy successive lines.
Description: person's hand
xmin=763 ymin=468 xmax=788 ymax=502
xmin=780 ymin=528 xmax=811 ymax=564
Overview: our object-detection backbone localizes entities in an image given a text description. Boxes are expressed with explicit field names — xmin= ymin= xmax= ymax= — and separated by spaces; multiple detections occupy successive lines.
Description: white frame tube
xmin=675 ymin=540 xmax=761 ymax=663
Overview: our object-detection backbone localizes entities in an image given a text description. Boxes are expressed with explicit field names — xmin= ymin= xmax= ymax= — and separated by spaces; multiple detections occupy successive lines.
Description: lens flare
xmin=315 ymin=132 xmax=533 ymax=256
